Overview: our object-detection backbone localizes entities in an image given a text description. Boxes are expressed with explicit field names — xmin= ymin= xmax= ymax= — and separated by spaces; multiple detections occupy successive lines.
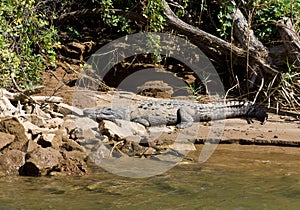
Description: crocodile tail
xmin=246 ymin=103 xmax=268 ymax=124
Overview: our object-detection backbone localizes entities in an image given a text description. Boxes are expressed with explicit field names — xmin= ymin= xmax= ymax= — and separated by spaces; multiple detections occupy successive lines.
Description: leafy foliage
xmin=0 ymin=0 xmax=59 ymax=90
xmin=216 ymin=0 xmax=300 ymax=43
xmin=142 ymin=0 xmax=165 ymax=32
xmin=251 ymin=0 xmax=300 ymax=43
xmin=217 ymin=2 xmax=235 ymax=38
xmin=100 ymin=0 xmax=131 ymax=33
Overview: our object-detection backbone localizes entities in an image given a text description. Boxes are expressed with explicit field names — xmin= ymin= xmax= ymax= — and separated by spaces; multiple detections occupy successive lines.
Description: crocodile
xmin=83 ymin=99 xmax=268 ymax=128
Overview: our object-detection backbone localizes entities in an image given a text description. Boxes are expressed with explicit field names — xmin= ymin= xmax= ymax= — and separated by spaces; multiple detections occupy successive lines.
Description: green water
xmin=1 ymin=145 xmax=300 ymax=209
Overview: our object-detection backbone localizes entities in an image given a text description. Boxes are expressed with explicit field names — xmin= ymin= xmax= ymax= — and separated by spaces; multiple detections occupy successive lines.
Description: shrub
xmin=0 ymin=0 xmax=59 ymax=90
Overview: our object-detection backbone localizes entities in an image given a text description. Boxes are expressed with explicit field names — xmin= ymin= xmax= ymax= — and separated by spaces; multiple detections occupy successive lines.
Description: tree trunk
xmin=161 ymin=0 xmax=278 ymax=77
xmin=277 ymin=18 xmax=300 ymax=68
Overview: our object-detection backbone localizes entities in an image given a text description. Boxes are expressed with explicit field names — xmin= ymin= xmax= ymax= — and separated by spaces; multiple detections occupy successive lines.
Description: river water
xmin=1 ymin=145 xmax=300 ymax=209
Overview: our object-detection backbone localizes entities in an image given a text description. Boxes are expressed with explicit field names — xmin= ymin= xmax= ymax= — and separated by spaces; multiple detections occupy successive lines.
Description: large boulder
xmin=0 ymin=132 xmax=15 ymax=150
xmin=19 ymin=147 xmax=62 ymax=176
xmin=0 ymin=117 xmax=28 ymax=151
xmin=0 ymin=150 xmax=25 ymax=176
xmin=99 ymin=119 xmax=147 ymax=141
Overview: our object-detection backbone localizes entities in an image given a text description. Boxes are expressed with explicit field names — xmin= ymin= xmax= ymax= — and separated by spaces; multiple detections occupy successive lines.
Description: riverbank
xmin=0 ymin=85 xmax=299 ymax=177
xmin=0 ymin=64 xmax=298 ymax=176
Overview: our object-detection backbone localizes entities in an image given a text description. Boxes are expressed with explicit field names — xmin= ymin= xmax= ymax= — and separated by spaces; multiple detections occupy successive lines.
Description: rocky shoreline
xmin=0 ymin=89 xmax=92 ymax=176
xmin=0 ymin=89 xmax=181 ymax=176
xmin=0 ymin=89 xmax=299 ymax=176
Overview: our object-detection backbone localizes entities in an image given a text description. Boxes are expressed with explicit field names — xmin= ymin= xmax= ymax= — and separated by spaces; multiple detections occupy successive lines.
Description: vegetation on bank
xmin=0 ymin=0 xmax=59 ymax=90
xmin=0 ymin=0 xmax=299 ymax=110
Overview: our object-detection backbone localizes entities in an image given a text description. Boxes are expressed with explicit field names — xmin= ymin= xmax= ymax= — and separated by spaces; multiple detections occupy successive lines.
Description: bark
xmin=161 ymin=0 xmax=278 ymax=76
xmin=161 ymin=0 xmax=245 ymax=59
xmin=277 ymin=18 xmax=300 ymax=68
xmin=231 ymin=7 xmax=268 ymax=58
xmin=56 ymin=1 xmax=280 ymax=78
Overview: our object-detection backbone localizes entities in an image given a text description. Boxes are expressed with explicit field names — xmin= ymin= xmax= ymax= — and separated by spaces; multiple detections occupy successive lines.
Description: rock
xmin=61 ymin=136 xmax=85 ymax=153
xmin=60 ymin=150 xmax=88 ymax=175
xmin=76 ymin=127 xmax=99 ymax=141
xmin=22 ymin=120 xmax=57 ymax=136
xmin=44 ymin=109 xmax=65 ymax=118
xmin=19 ymin=147 xmax=62 ymax=176
xmin=21 ymin=114 xmax=47 ymax=127
xmin=25 ymin=140 xmax=40 ymax=153
xmin=151 ymin=149 xmax=184 ymax=162
xmin=0 ymin=132 xmax=15 ymax=150
xmin=147 ymin=126 xmax=175 ymax=134
xmin=37 ymin=133 xmax=56 ymax=148
xmin=0 ymin=95 xmax=17 ymax=116
xmin=143 ymin=147 xmax=157 ymax=156
xmin=32 ymin=105 xmax=52 ymax=119
xmin=0 ymin=117 xmax=28 ymax=151
xmin=70 ymin=117 xmax=99 ymax=140
xmin=0 ymin=150 xmax=25 ymax=175
xmin=61 ymin=118 xmax=77 ymax=137
xmin=54 ymin=103 xmax=83 ymax=116
xmin=45 ymin=118 xmax=64 ymax=129
xmin=31 ymin=96 xmax=63 ymax=103
xmin=0 ymin=117 xmax=26 ymax=139
xmin=137 ymin=80 xmax=174 ymax=98
xmin=74 ymin=117 xmax=98 ymax=130
xmin=95 ymin=120 xmax=149 ymax=158
xmin=99 ymin=119 xmax=147 ymax=140
xmin=89 ymin=143 xmax=111 ymax=160
xmin=171 ymin=142 xmax=196 ymax=152
xmin=49 ymin=132 xmax=64 ymax=149
xmin=22 ymin=120 xmax=40 ymax=136
xmin=60 ymin=117 xmax=97 ymax=140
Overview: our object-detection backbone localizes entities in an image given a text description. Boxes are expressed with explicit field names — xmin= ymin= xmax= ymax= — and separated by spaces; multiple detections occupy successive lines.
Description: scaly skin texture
xmin=83 ymin=100 xmax=268 ymax=128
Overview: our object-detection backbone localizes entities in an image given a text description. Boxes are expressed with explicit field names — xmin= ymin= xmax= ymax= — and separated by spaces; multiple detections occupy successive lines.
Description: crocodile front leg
xmin=176 ymin=108 xmax=194 ymax=128
xmin=132 ymin=118 xmax=151 ymax=127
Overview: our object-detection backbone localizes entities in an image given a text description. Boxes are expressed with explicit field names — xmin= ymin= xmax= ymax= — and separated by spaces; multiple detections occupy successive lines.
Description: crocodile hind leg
xmin=176 ymin=108 xmax=194 ymax=128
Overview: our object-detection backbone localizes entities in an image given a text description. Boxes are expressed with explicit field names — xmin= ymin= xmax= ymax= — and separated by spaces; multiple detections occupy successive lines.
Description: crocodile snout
xmin=83 ymin=109 xmax=95 ymax=116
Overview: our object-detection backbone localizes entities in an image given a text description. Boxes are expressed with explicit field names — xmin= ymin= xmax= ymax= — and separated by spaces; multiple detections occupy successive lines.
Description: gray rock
xmin=54 ymin=103 xmax=83 ymax=116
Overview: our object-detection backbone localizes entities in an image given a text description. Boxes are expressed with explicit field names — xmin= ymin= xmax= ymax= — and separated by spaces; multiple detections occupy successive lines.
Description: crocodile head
xmin=246 ymin=103 xmax=268 ymax=125
xmin=83 ymin=107 xmax=128 ymax=121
